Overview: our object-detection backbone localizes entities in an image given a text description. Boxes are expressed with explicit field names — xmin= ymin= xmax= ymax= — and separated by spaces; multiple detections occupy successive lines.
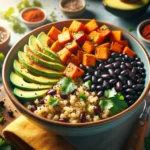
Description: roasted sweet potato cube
xmin=66 ymin=54 xmax=81 ymax=66
xmin=110 ymin=31 xmax=122 ymax=41
xmin=82 ymin=41 xmax=95 ymax=54
xmin=83 ymin=54 xmax=96 ymax=66
xmin=47 ymin=26 xmax=62 ymax=41
xmin=64 ymin=62 xmax=84 ymax=79
xmin=69 ymin=20 xmax=85 ymax=32
xmin=58 ymin=30 xmax=73 ymax=46
xmin=65 ymin=40 xmax=80 ymax=54
xmin=99 ymin=42 xmax=111 ymax=48
xmin=85 ymin=19 xmax=99 ymax=33
xmin=77 ymin=50 xmax=84 ymax=62
xmin=88 ymin=31 xmax=104 ymax=45
xmin=110 ymin=42 xmax=124 ymax=53
xmin=97 ymin=25 xmax=111 ymax=38
xmin=47 ymin=37 xmax=54 ymax=46
xmin=57 ymin=47 xmax=71 ymax=64
xmin=51 ymin=40 xmax=62 ymax=52
xmin=122 ymin=46 xmax=136 ymax=57
xmin=117 ymin=40 xmax=129 ymax=47
xmin=62 ymin=27 xmax=69 ymax=32
xmin=95 ymin=46 xmax=110 ymax=60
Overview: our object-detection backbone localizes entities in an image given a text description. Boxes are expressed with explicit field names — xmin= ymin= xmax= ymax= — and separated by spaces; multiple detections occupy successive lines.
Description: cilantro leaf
xmin=83 ymin=80 xmax=91 ymax=90
xmin=79 ymin=93 xmax=87 ymax=101
xmin=57 ymin=77 xmax=77 ymax=95
xmin=104 ymin=88 xmax=116 ymax=98
xmin=0 ymin=138 xmax=11 ymax=150
xmin=4 ymin=7 xmax=15 ymax=20
xmin=33 ymin=0 xmax=43 ymax=7
xmin=49 ymin=97 xmax=59 ymax=106
xmin=145 ymin=134 xmax=150 ymax=150
xmin=17 ymin=0 xmax=30 ymax=12
xmin=99 ymin=89 xmax=128 ymax=115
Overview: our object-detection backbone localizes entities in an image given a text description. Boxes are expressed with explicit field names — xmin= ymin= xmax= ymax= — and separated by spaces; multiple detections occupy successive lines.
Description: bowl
xmin=2 ymin=20 xmax=150 ymax=140
xmin=0 ymin=26 xmax=10 ymax=52
xmin=137 ymin=19 xmax=150 ymax=47
xmin=59 ymin=0 xmax=86 ymax=17
xmin=19 ymin=7 xmax=47 ymax=28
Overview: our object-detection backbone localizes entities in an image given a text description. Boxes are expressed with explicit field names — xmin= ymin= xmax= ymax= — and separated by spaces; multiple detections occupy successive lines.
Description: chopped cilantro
xmin=83 ymin=80 xmax=91 ymax=90
xmin=50 ymin=12 xmax=57 ymax=22
xmin=127 ymin=28 xmax=135 ymax=32
xmin=49 ymin=97 xmax=59 ymax=106
xmin=0 ymin=117 xmax=4 ymax=124
xmin=57 ymin=77 xmax=77 ymax=95
xmin=145 ymin=134 xmax=150 ymax=150
xmin=0 ymin=137 xmax=11 ymax=150
xmin=99 ymin=88 xmax=128 ymax=115
xmin=79 ymin=93 xmax=87 ymax=101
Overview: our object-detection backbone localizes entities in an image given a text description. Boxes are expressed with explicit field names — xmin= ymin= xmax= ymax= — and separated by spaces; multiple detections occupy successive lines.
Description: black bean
xmin=129 ymin=72 xmax=135 ymax=80
xmin=127 ymin=80 xmax=133 ymax=87
xmin=111 ymin=52 xmax=119 ymax=58
xmin=96 ymin=59 xmax=103 ymax=64
xmin=125 ymin=62 xmax=132 ymax=69
xmin=97 ymin=78 xmax=103 ymax=83
xmin=101 ymin=74 xmax=110 ymax=79
xmin=138 ymin=67 xmax=145 ymax=73
xmin=118 ymin=75 xmax=127 ymax=84
xmin=131 ymin=61 xmax=137 ymax=66
xmin=132 ymin=67 xmax=137 ymax=73
xmin=60 ymin=94 xmax=68 ymax=99
xmin=128 ymin=100 xmax=135 ymax=106
xmin=102 ymin=80 xmax=110 ymax=89
xmin=83 ymin=75 xmax=92 ymax=82
xmin=97 ymin=91 xmax=104 ymax=97
xmin=91 ymin=84 xmax=96 ymax=91
xmin=119 ymin=53 xmax=123 ymax=57
xmin=137 ymin=78 xmax=145 ymax=84
xmin=137 ymin=61 xmax=144 ymax=67
xmin=132 ymin=84 xmax=139 ymax=90
xmin=47 ymin=89 xmax=56 ymax=95
xmin=98 ymin=63 xmax=104 ymax=70
xmin=92 ymin=76 xmax=97 ymax=83
xmin=86 ymin=66 xmax=94 ymax=73
xmin=136 ymin=74 xmax=141 ymax=79
xmin=94 ymin=70 xmax=101 ymax=78
xmin=137 ymin=84 xmax=144 ymax=90
xmin=31 ymin=105 xmax=37 ymax=112
xmin=86 ymin=72 xmax=91 ymax=76
xmin=123 ymin=84 xmax=128 ymax=90
xmin=8 ymin=109 xmax=14 ymax=117
xmin=126 ymin=88 xmax=136 ymax=94
xmin=94 ymin=105 xmax=101 ymax=115
xmin=137 ymin=91 xmax=142 ymax=96
xmin=80 ymin=113 xmax=86 ymax=123
xmin=108 ymin=69 xmax=115 ymax=77
xmin=125 ymin=95 xmax=134 ymax=100
xmin=113 ymin=61 xmax=120 ymax=68
xmin=115 ymin=81 xmax=122 ymax=91
xmin=141 ymin=73 xmax=146 ymax=78
xmin=109 ymin=79 xmax=117 ymax=85
xmin=104 ymin=64 xmax=113 ymax=69
xmin=120 ymin=69 xmax=130 ymax=76
xmin=96 ymin=85 xmax=103 ymax=91
xmin=115 ymin=57 xmax=122 ymax=61
xmin=107 ymin=58 xmax=114 ymax=63
xmin=114 ymin=69 xmax=121 ymax=75
xmin=79 ymin=64 xmax=86 ymax=71
xmin=120 ymin=64 xmax=126 ymax=70
xmin=135 ymin=57 xmax=140 ymax=61
xmin=59 ymin=118 xmax=68 ymax=122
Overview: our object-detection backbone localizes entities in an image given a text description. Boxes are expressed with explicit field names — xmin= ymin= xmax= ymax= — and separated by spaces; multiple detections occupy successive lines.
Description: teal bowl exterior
xmin=2 ymin=20 xmax=150 ymax=143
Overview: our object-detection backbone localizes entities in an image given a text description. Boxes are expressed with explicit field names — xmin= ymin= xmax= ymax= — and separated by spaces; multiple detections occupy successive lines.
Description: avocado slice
xmin=18 ymin=51 xmax=63 ymax=78
xmin=36 ymin=32 xmax=61 ymax=63
xmin=13 ymin=87 xmax=48 ymax=100
xmin=10 ymin=72 xmax=52 ymax=90
xmin=28 ymin=35 xmax=56 ymax=62
xmin=102 ymin=0 xmax=150 ymax=18
xmin=24 ymin=45 xmax=65 ymax=71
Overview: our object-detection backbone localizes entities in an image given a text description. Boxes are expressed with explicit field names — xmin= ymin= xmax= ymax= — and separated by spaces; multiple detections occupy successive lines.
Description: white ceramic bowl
xmin=19 ymin=7 xmax=47 ymax=28
xmin=137 ymin=19 xmax=150 ymax=47
xmin=59 ymin=0 xmax=86 ymax=17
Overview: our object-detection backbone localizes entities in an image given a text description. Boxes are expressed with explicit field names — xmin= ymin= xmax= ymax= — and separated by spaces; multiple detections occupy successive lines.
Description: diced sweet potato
xmin=88 ymin=31 xmax=104 ymax=45
xmin=47 ymin=26 xmax=62 ymax=41
xmin=64 ymin=62 xmax=84 ymax=79
xmin=69 ymin=20 xmax=85 ymax=32
xmin=58 ymin=30 xmax=73 ymax=46
xmin=99 ymin=42 xmax=111 ymax=48
xmin=122 ymin=46 xmax=136 ymax=57
xmin=66 ymin=54 xmax=81 ymax=66
xmin=95 ymin=46 xmax=110 ymax=60
xmin=51 ymin=40 xmax=62 ymax=52
xmin=77 ymin=50 xmax=84 ymax=62
xmin=97 ymin=25 xmax=111 ymax=39
xmin=82 ymin=41 xmax=95 ymax=54
xmin=110 ymin=42 xmax=124 ymax=53
xmin=73 ymin=31 xmax=87 ymax=46
xmin=47 ymin=37 xmax=54 ymax=46
xmin=85 ymin=19 xmax=99 ymax=33
xmin=62 ymin=27 xmax=69 ymax=32
xmin=65 ymin=40 xmax=80 ymax=54
xmin=117 ymin=40 xmax=129 ymax=47
xmin=57 ymin=47 xmax=71 ymax=63
xmin=110 ymin=31 xmax=122 ymax=41
xmin=83 ymin=54 xmax=96 ymax=66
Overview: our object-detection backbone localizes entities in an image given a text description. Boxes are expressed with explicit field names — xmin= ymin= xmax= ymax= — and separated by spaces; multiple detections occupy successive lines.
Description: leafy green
xmin=127 ymin=28 xmax=135 ymax=32
xmin=57 ymin=77 xmax=77 ymax=95
xmin=50 ymin=12 xmax=57 ymax=22
xmin=99 ymin=88 xmax=128 ymax=115
xmin=83 ymin=80 xmax=91 ymax=90
xmin=49 ymin=97 xmax=59 ymax=106
xmin=33 ymin=0 xmax=43 ymax=8
xmin=0 ymin=138 xmax=11 ymax=150
xmin=0 ymin=53 xmax=5 ymax=66
xmin=0 ymin=117 xmax=4 ymax=124
xmin=4 ymin=7 xmax=15 ymax=20
xmin=79 ymin=93 xmax=87 ymax=101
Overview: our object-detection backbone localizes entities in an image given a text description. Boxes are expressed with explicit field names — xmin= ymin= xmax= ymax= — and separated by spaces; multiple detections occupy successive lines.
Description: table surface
xmin=0 ymin=0 xmax=150 ymax=150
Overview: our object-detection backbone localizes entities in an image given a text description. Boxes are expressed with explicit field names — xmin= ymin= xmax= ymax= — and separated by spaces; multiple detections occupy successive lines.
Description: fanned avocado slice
xmin=13 ymin=60 xmax=59 ymax=85
xmin=10 ymin=72 xmax=52 ymax=90
xmin=28 ymin=35 xmax=56 ymax=62
xmin=24 ymin=45 xmax=65 ymax=71
xmin=18 ymin=51 xmax=63 ymax=78
xmin=36 ymin=32 xmax=61 ymax=63
xmin=13 ymin=88 xmax=48 ymax=100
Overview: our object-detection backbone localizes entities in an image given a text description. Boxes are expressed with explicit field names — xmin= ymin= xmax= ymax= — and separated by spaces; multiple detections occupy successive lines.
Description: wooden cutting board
xmin=0 ymin=86 xmax=21 ymax=136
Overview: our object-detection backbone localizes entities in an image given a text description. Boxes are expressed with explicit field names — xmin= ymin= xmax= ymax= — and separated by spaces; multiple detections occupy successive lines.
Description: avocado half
xmin=102 ymin=0 xmax=150 ymax=18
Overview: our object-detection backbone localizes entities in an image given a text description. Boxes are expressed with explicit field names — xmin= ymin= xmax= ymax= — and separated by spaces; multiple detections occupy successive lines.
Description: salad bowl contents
xmin=2 ymin=19 xmax=150 ymax=136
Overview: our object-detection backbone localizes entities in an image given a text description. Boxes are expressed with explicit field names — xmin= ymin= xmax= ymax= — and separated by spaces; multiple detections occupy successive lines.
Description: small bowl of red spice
xmin=137 ymin=19 xmax=150 ymax=47
xmin=20 ymin=7 xmax=47 ymax=28
xmin=59 ymin=0 xmax=86 ymax=17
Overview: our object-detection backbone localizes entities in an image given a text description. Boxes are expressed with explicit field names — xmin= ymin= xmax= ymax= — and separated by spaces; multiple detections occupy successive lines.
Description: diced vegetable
xmin=99 ymin=42 xmax=111 ymax=48
xmin=64 ymin=62 xmax=84 ymax=79
xmin=47 ymin=37 xmax=54 ymax=46
xmin=82 ymin=41 xmax=95 ymax=54
xmin=117 ymin=40 xmax=129 ymax=46
xmin=69 ymin=20 xmax=85 ymax=32
xmin=47 ymin=26 xmax=62 ymax=41
xmin=83 ymin=54 xmax=96 ymax=66
xmin=57 ymin=47 xmax=71 ymax=63
xmin=110 ymin=31 xmax=122 ymax=41
xmin=95 ymin=46 xmax=110 ymax=60
xmin=65 ymin=40 xmax=80 ymax=53
xmin=122 ymin=46 xmax=136 ymax=57
xmin=110 ymin=42 xmax=124 ymax=53
xmin=62 ymin=27 xmax=69 ymax=32
xmin=97 ymin=25 xmax=111 ymax=38
xmin=85 ymin=19 xmax=99 ymax=33
xmin=66 ymin=54 xmax=81 ymax=66
xmin=51 ymin=40 xmax=62 ymax=52
xmin=77 ymin=50 xmax=84 ymax=62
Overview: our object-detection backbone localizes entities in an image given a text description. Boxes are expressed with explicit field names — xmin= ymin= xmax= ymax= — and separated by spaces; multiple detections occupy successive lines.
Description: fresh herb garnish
xmin=127 ymin=28 xmax=135 ymax=32
xmin=57 ymin=77 xmax=77 ymax=95
xmin=79 ymin=93 xmax=87 ymax=101
xmin=50 ymin=11 xmax=57 ymax=22
xmin=0 ymin=137 xmax=11 ymax=150
xmin=83 ymin=80 xmax=91 ymax=90
xmin=49 ymin=97 xmax=59 ymax=106
xmin=99 ymin=88 xmax=128 ymax=115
